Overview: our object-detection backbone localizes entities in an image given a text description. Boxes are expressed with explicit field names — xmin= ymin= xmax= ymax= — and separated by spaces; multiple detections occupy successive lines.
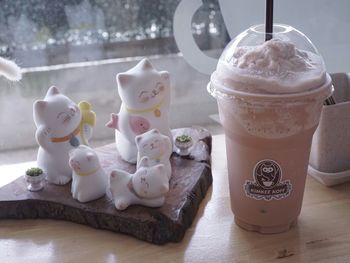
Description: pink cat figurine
xmin=106 ymin=58 xmax=172 ymax=164
xmin=33 ymin=86 xmax=95 ymax=185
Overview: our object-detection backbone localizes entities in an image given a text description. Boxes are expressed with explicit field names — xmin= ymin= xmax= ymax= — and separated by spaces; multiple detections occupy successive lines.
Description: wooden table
xmin=1 ymin=134 xmax=350 ymax=263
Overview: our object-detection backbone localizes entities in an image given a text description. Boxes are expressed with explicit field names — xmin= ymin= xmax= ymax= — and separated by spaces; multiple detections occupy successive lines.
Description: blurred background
xmin=0 ymin=0 xmax=349 ymax=164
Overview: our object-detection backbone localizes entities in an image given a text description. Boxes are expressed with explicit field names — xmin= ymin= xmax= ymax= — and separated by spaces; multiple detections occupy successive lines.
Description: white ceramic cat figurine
xmin=136 ymin=129 xmax=172 ymax=180
xmin=69 ymin=145 xmax=107 ymax=203
xmin=109 ymin=157 xmax=169 ymax=210
xmin=33 ymin=86 xmax=94 ymax=185
xmin=106 ymin=58 xmax=172 ymax=164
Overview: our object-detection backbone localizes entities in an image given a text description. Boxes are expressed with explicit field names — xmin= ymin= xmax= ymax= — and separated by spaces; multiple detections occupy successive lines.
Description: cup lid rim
xmin=208 ymin=72 xmax=333 ymax=101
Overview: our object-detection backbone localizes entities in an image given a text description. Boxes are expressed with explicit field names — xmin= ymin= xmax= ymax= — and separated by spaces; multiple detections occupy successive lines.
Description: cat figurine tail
xmin=0 ymin=57 xmax=21 ymax=81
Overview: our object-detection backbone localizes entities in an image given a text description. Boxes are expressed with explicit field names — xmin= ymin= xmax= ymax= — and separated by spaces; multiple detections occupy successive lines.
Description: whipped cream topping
xmin=217 ymin=39 xmax=327 ymax=94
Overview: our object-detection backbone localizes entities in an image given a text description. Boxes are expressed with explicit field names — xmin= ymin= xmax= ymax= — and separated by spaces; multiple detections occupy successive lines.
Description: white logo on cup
xmin=244 ymin=159 xmax=292 ymax=201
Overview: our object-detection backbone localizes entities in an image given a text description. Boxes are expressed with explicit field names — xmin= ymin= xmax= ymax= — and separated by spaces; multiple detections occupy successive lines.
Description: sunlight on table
xmin=0 ymin=161 xmax=36 ymax=188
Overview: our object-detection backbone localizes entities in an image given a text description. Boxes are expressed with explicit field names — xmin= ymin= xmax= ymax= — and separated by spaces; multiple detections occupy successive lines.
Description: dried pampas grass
xmin=0 ymin=57 xmax=22 ymax=81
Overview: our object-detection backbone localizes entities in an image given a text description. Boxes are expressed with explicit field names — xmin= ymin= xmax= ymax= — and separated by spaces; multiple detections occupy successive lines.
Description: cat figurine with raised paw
xmin=106 ymin=58 xmax=172 ymax=164
xmin=109 ymin=157 xmax=169 ymax=210
xmin=69 ymin=145 xmax=107 ymax=203
xmin=136 ymin=129 xmax=172 ymax=180
xmin=33 ymin=86 xmax=95 ymax=185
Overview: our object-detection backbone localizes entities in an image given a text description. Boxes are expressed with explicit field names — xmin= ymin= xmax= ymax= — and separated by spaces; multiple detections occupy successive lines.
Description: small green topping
xmin=26 ymin=167 xmax=43 ymax=177
xmin=176 ymin=134 xmax=192 ymax=143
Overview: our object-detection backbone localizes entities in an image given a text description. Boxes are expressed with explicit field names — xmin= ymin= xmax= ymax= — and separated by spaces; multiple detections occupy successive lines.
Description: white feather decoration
xmin=0 ymin=57 xmax=22 ymax=81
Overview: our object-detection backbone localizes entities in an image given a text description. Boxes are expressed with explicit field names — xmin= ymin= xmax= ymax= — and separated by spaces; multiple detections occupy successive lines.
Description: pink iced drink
xmin=208 ymin=24 xmax=333 ymax=233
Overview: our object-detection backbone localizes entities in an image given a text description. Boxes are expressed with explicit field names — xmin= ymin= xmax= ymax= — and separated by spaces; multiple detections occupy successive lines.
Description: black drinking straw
xmin=324 ymin=95 xmax=336 ymax=105
xmin=265 ymin=0 xmax=274 ymax=41
xmin=264 ymin=0 xmax=335 ymax=105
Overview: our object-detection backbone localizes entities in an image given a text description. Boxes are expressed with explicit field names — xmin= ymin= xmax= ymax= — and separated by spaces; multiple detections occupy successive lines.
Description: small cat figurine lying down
xmin=33 ymin=86 xmax=95 ymax=185
xmin=69 ymin=145 xmax=107 ymax=203
xmin=109 ymin=157 xmax=169 ymax=210
xmin=106 ymin=58 xmax=172 ymax=164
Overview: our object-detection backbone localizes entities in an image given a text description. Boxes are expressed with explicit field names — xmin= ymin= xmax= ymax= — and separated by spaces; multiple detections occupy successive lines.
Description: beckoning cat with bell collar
xmin=106 ymin=58 xmax=172 ymax=164
xmin=33 ymin=86 xmax=95 ymax=185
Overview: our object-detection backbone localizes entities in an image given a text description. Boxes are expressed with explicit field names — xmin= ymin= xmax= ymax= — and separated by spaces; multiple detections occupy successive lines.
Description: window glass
xmin=0 ymin=0 xmax=228 ymax=159
xmin=0 ymin=0 xmax=228 ymax=67
xmin=0 ymin=0 xmax=350 ymax=164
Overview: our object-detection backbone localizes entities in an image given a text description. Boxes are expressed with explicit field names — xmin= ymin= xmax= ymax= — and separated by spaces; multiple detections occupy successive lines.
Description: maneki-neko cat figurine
xmin=69 ymin=145 xmax=107 ymax=203
xmin=109 ymin=157 xmax=169 ymax=210
xmin=135 ymin=129 xmax=172 ymax=180
xmin=33 ymin=86 xmax=96 ymax=185
xmin=106 ymin=58 xmax=172 ymax=163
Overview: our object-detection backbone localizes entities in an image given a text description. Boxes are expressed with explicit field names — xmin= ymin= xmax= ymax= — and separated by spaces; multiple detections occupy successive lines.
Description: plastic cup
xmin=208 ymin=24 xmax=333 ymax=233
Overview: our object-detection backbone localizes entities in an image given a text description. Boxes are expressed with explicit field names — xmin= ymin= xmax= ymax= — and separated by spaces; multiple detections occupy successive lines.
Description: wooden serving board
xmin=0 ymin=127 xmax=212 ymax=245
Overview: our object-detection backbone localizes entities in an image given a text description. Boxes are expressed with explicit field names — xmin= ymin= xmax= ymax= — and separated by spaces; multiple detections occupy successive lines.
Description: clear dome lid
xmin=210 ymin=24 xmax=329 ymax=96
xmin=220 ymin=24 xmax=321 ymax=65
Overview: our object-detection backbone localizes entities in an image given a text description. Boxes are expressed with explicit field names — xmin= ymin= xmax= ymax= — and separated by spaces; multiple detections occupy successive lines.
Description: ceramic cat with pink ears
xmin=106 ymin=58 xmax=172 ymax=164
xmin=136 ymin=129 xmax=172 ymax=180
xmin=109 ymin=157 xmax=169 ymax=210
xmin=69 ymin=145 xmax=107 ymax=203
xmin=33 ymin=86 xmax=95 ymax=185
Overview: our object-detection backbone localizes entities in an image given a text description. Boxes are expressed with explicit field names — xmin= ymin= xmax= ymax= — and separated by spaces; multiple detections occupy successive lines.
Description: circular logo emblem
xmin=254 ymin=159 xmax=281 ymax=189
